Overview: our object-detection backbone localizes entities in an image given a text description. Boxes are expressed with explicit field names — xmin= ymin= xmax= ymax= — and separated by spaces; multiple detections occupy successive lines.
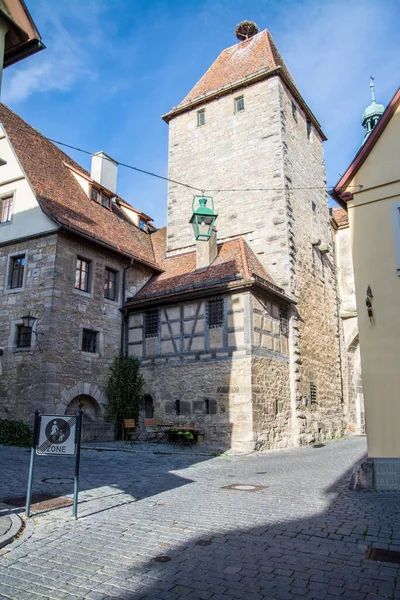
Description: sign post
xmin=73 ymin=409 xmax=83 ymax=519
xmin=25 ymin=410 xmax=40 ymax=518
xmin=25 ymin=410 xmax=83 ymax=519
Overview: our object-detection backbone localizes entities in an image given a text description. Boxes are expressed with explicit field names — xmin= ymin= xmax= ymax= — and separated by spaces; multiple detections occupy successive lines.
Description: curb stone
xmin=0 ymin=504 xmax=24 ymax=550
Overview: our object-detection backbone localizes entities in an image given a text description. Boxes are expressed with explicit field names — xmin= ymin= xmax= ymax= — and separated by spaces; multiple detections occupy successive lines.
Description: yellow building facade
xmin=332 ymin=87 xmax=400 ymax=488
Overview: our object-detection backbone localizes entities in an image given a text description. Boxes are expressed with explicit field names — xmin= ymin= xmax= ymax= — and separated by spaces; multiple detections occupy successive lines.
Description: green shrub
xmin=0 ymin=418 xmax=32 ymax=447
xmin=104 ymin=355 xmax=144 ymax=437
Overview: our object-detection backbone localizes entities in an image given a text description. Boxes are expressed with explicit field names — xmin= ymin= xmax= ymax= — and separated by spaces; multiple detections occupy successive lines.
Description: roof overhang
xmin=330 ymin=86 xmax=400 ymax=207
xmin=0 ymin=0 xmax=45 ymax=68
xmin=162 ymin=66 xmax=326 ymax=141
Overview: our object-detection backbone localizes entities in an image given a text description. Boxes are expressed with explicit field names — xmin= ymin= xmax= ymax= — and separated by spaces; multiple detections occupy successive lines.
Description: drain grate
xmin=153 ymin=555 xmax=171 ymax=563
xmin=42 ymin=477 xmax=74 ymax=485
xmin=196 ymin=539 xmax=212 ymax=546
xmin=2 ymin=494 xmax=73 ymax=513
xmin=366 ymin=548 xmax=400 ymax=564
xmin=221 ymin=484 xmax=268 ymax=492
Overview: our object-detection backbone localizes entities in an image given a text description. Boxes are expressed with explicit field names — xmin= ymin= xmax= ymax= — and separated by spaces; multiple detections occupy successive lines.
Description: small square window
xmin=82 ymin=329 xmax=97 ymax=353
xmin=104 ymin=268 xmax=117 ymax=301
xmin=197 ymin=109 xmax=206 ymax=127
xmin=235 ymin=96 xmax=245 ymax=113
xmin=145 ymin=309 xmax=159 ymax=338
xmin=0 ymin=194 xmax=13 ymax=223
xmin=279 ymin=307 xmax=289 ymax=336
xmin=16 ymin=325 xmax=32 ymax=348
xmin=292 ymin=101 xmax=298 ymax=122
xmin=9 ymin=255 xmax=25 ymax=289
xmin=75 ymin=257 xmax=91 ymax=292
xmin=91 ymin=188 xmax=100 ymax=203
xmin=207 ymin=298 xmax=224 ymax=328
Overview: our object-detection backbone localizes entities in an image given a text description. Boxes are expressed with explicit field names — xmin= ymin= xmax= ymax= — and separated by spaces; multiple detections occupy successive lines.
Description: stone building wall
xmin=0 ymin=233 xmax=58 ymax=419
xmin=0 ymin=229 xmax=153 ymax=427
xmin=278 ymin=80 xmax=347 ymax=444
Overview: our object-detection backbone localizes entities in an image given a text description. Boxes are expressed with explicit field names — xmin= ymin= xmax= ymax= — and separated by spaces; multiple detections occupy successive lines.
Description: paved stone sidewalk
xmin=0 ymin=437 xmax=400 ymax=600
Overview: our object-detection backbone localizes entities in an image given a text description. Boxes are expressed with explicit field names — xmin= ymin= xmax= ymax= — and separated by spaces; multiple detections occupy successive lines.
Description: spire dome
xmin=361 ymin=78 xmax=384 ymax=144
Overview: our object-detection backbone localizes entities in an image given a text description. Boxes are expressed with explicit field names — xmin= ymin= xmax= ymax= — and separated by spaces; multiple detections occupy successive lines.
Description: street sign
xmin=26 ymin=410 xmax=83 ymax=519
xmin=36 ymin=415 xmax=77 ymax=456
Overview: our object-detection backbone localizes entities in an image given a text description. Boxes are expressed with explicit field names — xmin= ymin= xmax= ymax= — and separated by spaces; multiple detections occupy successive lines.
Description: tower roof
xmin=361 ymin=80 xmax=384 ymax=125
xmin=162 ymin=28 xmax=326 ymax=140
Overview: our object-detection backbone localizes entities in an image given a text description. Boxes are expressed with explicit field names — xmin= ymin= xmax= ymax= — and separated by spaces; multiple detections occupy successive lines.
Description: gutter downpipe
xmin=121 ymin=259 xmax=134 ymax=357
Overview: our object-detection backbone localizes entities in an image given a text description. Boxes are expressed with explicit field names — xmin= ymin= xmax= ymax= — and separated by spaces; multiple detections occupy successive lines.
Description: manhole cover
xmin=366 ymin=548 xmax=400 ymax=564
xmin=154 ymin=555 xmax=171 ymax=563
xmin=221 ymin=484 xmax=268 ymax=492
xmin=42 ymin=477 xmax=74 ymax=485
xmin=196 ymin=540 xmax=212 ymax=546
xmin=2 ymin=494 xmax=73 ymax=513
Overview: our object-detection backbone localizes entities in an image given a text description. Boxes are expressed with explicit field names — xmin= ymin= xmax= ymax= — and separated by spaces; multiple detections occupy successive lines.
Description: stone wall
xmin=278 ymin=80 xmax=347 ymax=445
xmin=0 ymin=229 xmax=153 ymax=432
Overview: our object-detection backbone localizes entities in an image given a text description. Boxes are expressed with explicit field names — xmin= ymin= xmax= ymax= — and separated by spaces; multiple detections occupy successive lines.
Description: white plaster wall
xmin=0 ymin=131 xmax=57 ymax=243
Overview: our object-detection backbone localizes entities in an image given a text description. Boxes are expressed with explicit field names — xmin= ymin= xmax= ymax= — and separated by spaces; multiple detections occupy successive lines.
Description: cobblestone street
xmin=1 ymin=437 xmax=400 ymax=600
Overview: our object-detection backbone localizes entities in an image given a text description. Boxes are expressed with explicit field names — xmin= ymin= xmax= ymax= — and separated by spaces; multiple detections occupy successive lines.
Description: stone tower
xmin=162 ymin=25 xmax=347 ymax=445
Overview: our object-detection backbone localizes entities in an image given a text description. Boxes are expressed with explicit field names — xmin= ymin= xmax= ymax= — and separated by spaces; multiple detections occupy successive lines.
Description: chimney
xmin=196 ymin=227 xmax=217 ymax=269
xmin=91 ymin=151 xmax=117 ymax=194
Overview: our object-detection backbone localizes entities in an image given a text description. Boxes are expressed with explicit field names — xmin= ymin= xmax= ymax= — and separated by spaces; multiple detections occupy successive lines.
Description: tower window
xmin=235 ymin=96 xmax=245 ymax=113
xmin=307 ymin=120 xmax=312 ymax=139
xmin=310 ymin=382 xmax=317 ymax=404
xmin=197 ymin=109 xmax=206 ymax=127
xmin=75 ymin=257 xmax=91 ymax=292
xmin=144 ymin=309 xmax=159 ymax=338
xmin=292 ymin=101 xmax=298 ymax=122
xmin=9 ymin=255 xmax=25 ymax=289
xmin=207 ymin=298 xmax=224 ymax=328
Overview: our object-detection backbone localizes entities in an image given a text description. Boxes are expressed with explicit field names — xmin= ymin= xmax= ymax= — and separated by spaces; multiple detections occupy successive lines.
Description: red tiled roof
xmin=331 ymin=208 xmax=349 ymax=228
xmin=180 ymin=30 xmax=296 ymax=105
xmin=127 ymin=232 xmax=278 ymax=304
xmin=0 ymin=104 xmax=158 ymax=269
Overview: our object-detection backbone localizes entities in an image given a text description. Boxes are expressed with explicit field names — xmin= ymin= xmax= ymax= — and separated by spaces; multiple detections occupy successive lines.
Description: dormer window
xmin=139 ymin=219 xmax=147 ymax=231
xmin=90 ymin=186 xmax=111 ymax=209
xmin=101 ymin=193 xmax=111 ymax=209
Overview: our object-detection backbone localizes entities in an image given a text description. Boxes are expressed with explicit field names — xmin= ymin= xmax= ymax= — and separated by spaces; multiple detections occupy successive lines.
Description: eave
xmin=162 ymin=66 xmax=326 ymax=141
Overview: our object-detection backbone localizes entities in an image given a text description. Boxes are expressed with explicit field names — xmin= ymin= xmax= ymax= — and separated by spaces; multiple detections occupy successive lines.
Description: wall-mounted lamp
xmin=21 ymin=313 xmax=37 ymax=329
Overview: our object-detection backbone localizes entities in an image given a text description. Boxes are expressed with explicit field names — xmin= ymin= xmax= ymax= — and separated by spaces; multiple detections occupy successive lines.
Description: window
xmin=139 ymin=219 xmax=147 ymax=231
xmin=311 ymin=200 xmax=316 ymax=212
xmin=235 ymin=96 xmax=245 ymax=113
xmin=101 ymin=193 xmax=111 ymax=209
xmin=16 ymin=325 xmax=32 ymax=348
xmin=279 ymin=307 xmax=289 ymax=336
xmin=307 ymin=119 xmax=312 ymax=139
xmin=75 ymin=257 xmax=91 ymax=292
xmin=204 ymin=399 xmax=210 ymax=415
xmin=104 ymin=268 xmax=117 ymax=301
xmin=0 ymin=194 xmax=13 ymax=223
xmin=175 ymin=400 xmax=180 ymax=416
xmin=310 ymin=381 xmax=317 ymax=404
xmin=91 ymin=188 xmax=100 ymax=203
xmin=197 ymin=109 xmax=205 ymax=127
xmin=144 ymin=309 xmax=159 ymax=337
xmin=207 ymin=298 xmax=224 ymax=328
xmin=82 ymin=329 xmax=97 ymax=353
xmin=292 ymin=101 xmax=298 ymax=122
xmin=9 ymin=255 xmax=25 ymax=289
xmin=145 ymin=395 xmax=154 ymax=419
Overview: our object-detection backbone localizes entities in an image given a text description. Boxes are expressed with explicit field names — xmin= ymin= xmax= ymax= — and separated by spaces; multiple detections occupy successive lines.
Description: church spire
xmin=361 ymin=77 xmax=385 ymax=145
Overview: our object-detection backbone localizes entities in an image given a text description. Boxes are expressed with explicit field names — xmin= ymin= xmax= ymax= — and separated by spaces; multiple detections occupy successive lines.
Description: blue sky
xmin=3 ymin=0 xmax=399 ymax=226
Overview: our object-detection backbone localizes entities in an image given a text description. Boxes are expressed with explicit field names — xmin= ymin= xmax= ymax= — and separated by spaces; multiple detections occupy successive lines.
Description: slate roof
xmin=0 ymin=104 xmax=158 ymax=269
xmin=127 ymin=228 xmax=282 ymax=305
xmin=180 ymin=30 xmax=296 ymax=106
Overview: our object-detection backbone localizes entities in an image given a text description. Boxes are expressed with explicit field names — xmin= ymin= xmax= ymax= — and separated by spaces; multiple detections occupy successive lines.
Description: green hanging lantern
xmin=189 ymin=195 xmax=218 ymax=241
